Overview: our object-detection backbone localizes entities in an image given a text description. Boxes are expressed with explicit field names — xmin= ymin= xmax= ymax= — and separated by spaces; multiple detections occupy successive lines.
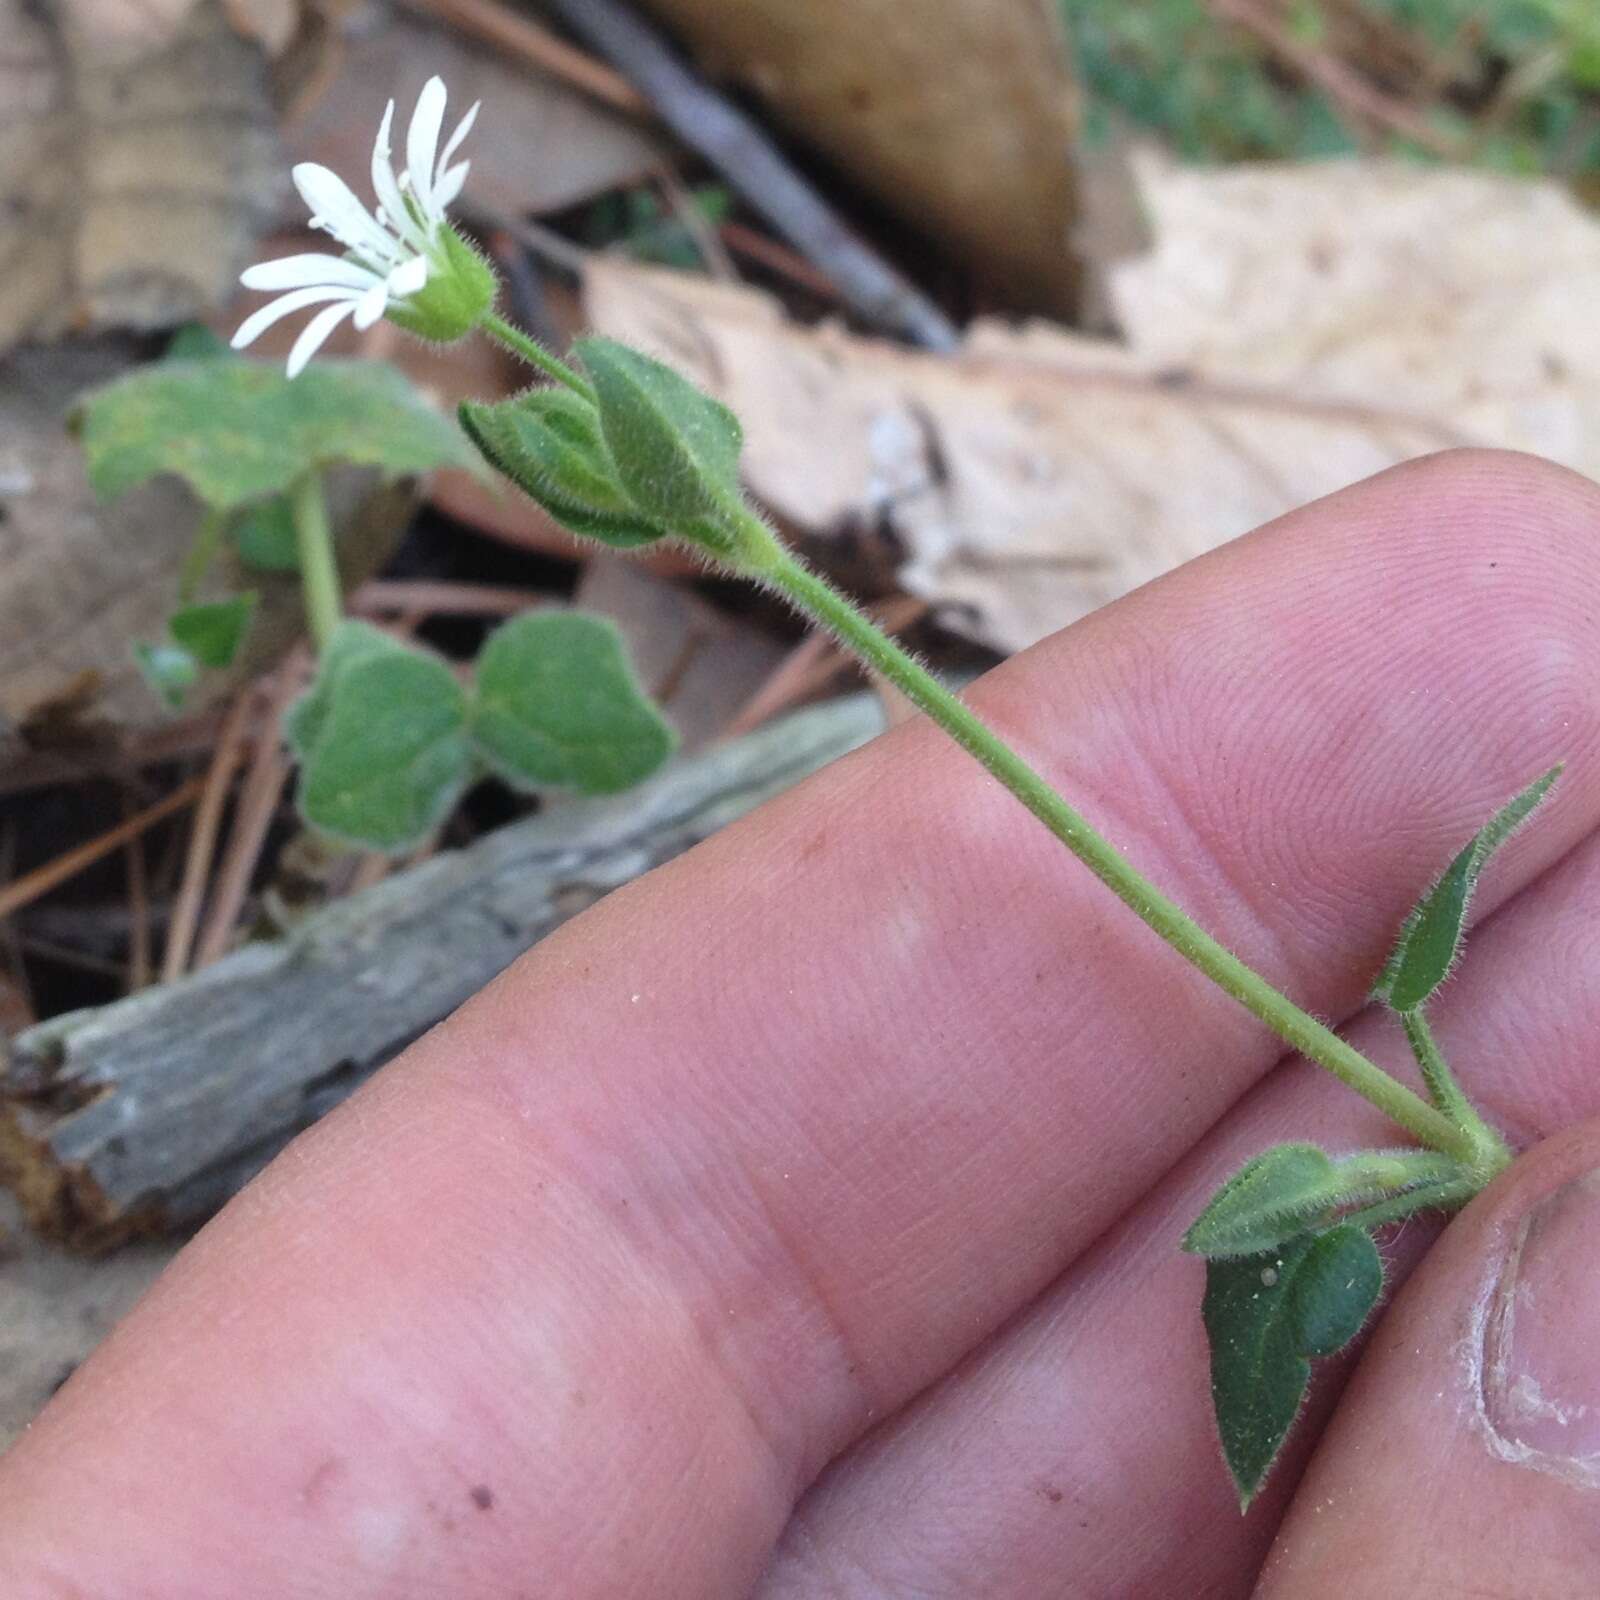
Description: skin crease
xmin=2 ymin=450 xmax=1600 ymax=1598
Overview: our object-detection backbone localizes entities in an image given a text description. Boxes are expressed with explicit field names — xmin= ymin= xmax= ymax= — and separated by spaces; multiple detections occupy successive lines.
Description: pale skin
xmin=4 ymin=449 xmax=1600 ymax=1597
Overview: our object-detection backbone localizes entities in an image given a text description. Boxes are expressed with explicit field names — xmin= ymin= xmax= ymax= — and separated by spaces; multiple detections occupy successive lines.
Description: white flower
xmin=232 ymin=76 xmax=481 ymax=377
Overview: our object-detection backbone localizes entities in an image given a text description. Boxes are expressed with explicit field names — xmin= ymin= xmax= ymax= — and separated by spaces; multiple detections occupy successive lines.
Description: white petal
xmin=430 ymin=160 xmax=469 ymax=212
xmin=286 ymin=299 xmax=359 ymax=378
xmin=436 ymin=100 xmax=479 ymax=179
xmin=241 ymin=253 xmax=382 ymax=292
xmin=293 ymin=163 xmax=399 ymax=265
xmin=388 ymin=253 xmax=430 ymax=297
xmin=406 ymin=77 xmax=448 ymax=219
xmin=231 ymin=285 xmax=360 ymax=350
xmin=371 ymin=101 xmax=428 ymax=255
xmin=351 ymin=278 xmax=389 ymax=330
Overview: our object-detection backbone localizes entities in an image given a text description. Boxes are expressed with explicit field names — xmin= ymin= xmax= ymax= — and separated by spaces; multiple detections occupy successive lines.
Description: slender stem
xmin=178 ymin=509 xmax=228 ymax=603
xmin=481 ymin=311 xmax=594 ymax=400
xmin=1402 ymin=1009 xmax=1508 ymax=1164
xmin=289 ymin=472 xmax=341 ymax=654
xmin=1340 ymin=1177 xmax=1479 ymax=1233
xmin=749 ymin=532 xmax=1476 ymax=1160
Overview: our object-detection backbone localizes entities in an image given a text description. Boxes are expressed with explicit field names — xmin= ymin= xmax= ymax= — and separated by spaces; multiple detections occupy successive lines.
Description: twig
xmin=191 ymin=658 xmax=305 ymax=970
xmin=1208 ymin=0 xmax=1466 ymax=159
xmin=654 ymin=166 xmax=738 ymax=281
xmin=0 ymin=779 xmax=207 ymax=922
xmin=719 ymin=221 xmax=840 ymax=301
xmin=541 ymin=0 xmax=960 ymax=350
xmin=398 ymin=0 xmax=647 ymax=115
xmin=349 ymin=579 xmax=551 ymax=618
xmin=160 ymin=690 xmax=254 ymax=984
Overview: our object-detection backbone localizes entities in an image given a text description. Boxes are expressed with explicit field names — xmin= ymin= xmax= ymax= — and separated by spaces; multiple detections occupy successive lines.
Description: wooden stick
xmin=0 ymin=778 xmax=206 ymax=923
xmin=160 ymin=690 xmax=254 ymax=984
xmin=349 ymin=579 xmax=550 ymax=618
xmin=400 ymin=0 xmax=648 ymax=116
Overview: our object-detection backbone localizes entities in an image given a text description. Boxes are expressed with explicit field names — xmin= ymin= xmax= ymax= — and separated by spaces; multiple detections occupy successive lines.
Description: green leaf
xmin=133 ymin=641 xmax=199 ymax=709
xmin=295 ymin=642 xmax=471 ymax=853
xmin=1184 ymin=1145 xmax=1459 ymax=1258
xmin=469 ymin=611 xmax=675 ymax=795
xmin=283 ymin=620 xmax=407 ymax=763
xmin=231 ymin=498 xmax=300 ymax=572
xmin=1373 ymin=766 xmax=1562 ymax=1012
xmin=1203 ymin=1225 xmax=1383 ymax=1509
xmin=164 ymin=323 xmax=234 ymax=362
xmin=168 ymin=593 xmax=256 ymax=669
xmin=72 ymin=358 xmax=477 ymax=511
xmin=574 ymin=336 xmax=744 ymax=537
xmin=458 ymin=391 xmax=667 ymax=550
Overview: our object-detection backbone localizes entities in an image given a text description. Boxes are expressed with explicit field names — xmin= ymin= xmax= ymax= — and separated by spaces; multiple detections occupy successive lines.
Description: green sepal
xmin=292 ymin=629 xmax=472 ymax=853
xmin=1373 ymin=766 xmax=1562 ymax=1012
xmin=458 ymin=391 xmax=668 ymax=550
xmin=1203 ymin=1224 xmax=1383 ymax=1509
xmin=574 ymin=336 xmax=745 ymax=550
xmin=469 ymin=612 xmax=675 ymax=795
xmin=168 ymin=593 xmax=256 ymax=669
xmin=133 ymin=641 xmax=199 ymax=709
xmin=385 ymin=226 xmax=496 ymax=343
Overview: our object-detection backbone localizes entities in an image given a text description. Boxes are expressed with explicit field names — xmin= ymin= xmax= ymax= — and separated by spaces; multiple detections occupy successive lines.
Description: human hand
xmin=3 ymin=450 xmax=1600 ymax=1598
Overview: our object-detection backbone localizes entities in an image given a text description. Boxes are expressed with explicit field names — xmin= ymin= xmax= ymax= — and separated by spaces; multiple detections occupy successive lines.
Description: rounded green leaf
xmin=72 ymin=358 xmax=478 ymax=511
xmin=168 ymin=593 xmax=257 ymax=669
xmin=231 ymin=498 xmax=300 ymax=572
xmin=469 ymin=611 xmax=675 ymax=795
xmin=296 ymin=646 xmax=471 ymax=853
xmin=283 ymin=620 xmax=407 ymax=763
xmin=133 ymin=641 xmax=199 ymax=709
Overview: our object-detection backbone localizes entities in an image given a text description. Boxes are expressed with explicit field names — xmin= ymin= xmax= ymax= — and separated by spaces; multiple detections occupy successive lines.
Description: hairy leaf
xmin=1374 ymin=766 xmax=1562 ymax=1012
xmin=459 ymin=392 xmax=667 ymax=550
xmin=168 ymin=593 xmax=256 ymax=670
xmin=470 ymin=612 xmax=675 ymax=795
xmin=1204 ymin=1225 xmax=1383 ymax=1509
xmin=296 ymin=646 xmax=471 ymax=853
xmin=283 ymin=621 xmax=406 ymax=764
xmin=575 ymin=336 xmax=744 ymax=538
xmin=73 ymin=358 xmax=476 ymax=511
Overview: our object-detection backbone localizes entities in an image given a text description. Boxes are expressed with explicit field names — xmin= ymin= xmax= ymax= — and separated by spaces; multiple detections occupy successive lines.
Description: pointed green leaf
xmin=1374 ymin=766 xmax=1562 ymax=1012
xmin=295 ymin=644 xmax=471 ymax=853
xmin=458 ymin=392 xmax=667 ymax=550
xmin=283 ymin=620 xmax=406 ymax=763
xmin=1184 ymin=1145 xmax=1340 ymax=1258
xmin=231 ymin=498 xmax=300 ymax=572
xmin=1203 ymin=1224 xmax=1382 ymax=1509
xmin=469 ymin=612 xmax=675 ymax=795
xmin=72 ymin=358 xmax=477 ymax=511
xmin=133 ymin=641 xmax=199 ymax=709
xmin=168 ymin=593 xmax=256 ymax=669
xmin=574 ymin=336 xmax=744 ymax=538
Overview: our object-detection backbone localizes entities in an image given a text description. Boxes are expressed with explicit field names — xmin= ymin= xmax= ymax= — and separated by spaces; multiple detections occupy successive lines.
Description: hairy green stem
xmin=740 ymin=525 xmax=1479 ymax=1162
xmin=1340 ymin=1176 xmax=1480 ymax=1233
xmin=1402 ymin=1009 xmax=1508 ymax=1166
xmin=481 ymin=311 xmax=594 ymax=401
xmin=177 ymin=509 xmax=227 ymax=604
xmin=289 ymin=471 xmax=340 ymax=654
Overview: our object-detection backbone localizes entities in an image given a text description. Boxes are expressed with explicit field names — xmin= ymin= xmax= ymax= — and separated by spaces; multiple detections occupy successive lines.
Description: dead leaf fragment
xmin=0 ymin=0 xmax=282 ymax=355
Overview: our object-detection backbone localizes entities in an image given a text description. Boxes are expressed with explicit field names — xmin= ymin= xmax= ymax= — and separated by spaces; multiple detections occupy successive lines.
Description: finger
xmin=1256 ymin=1113 xmax=1600 ymax=1598
xmin=4 ymin=452 xmax=1599 ymax=1600
xmin=758 ymin=820 xmax=1600 ymax=1598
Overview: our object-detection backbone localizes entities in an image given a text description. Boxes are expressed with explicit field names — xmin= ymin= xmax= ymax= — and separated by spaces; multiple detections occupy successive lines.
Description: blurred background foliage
xmin=1061 ymin=0 xmax=1600 ymax=181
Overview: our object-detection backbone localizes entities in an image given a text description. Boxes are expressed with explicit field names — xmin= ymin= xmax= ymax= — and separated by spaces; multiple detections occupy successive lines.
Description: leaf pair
xmin=287 ymin=614 xmax=675 ymax=852
xmin=460 ymin=337 xmax=746 ymax=558
xmin=134 ymin=594 xmax=257 ymax=708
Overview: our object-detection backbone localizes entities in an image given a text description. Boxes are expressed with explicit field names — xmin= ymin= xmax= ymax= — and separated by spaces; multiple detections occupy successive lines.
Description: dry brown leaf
xmin=635 ymin=0 xmax=1080 ymax=314
xmin=584 ymin=259 xmax=1464 ymax=653
xmin=0 ymin=0 xmax=282 ymax=355
xmin=1109 ymin=150 xmax=1600 ymax=478
xmin=0 ymin=344 xmax=413 ymax=740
